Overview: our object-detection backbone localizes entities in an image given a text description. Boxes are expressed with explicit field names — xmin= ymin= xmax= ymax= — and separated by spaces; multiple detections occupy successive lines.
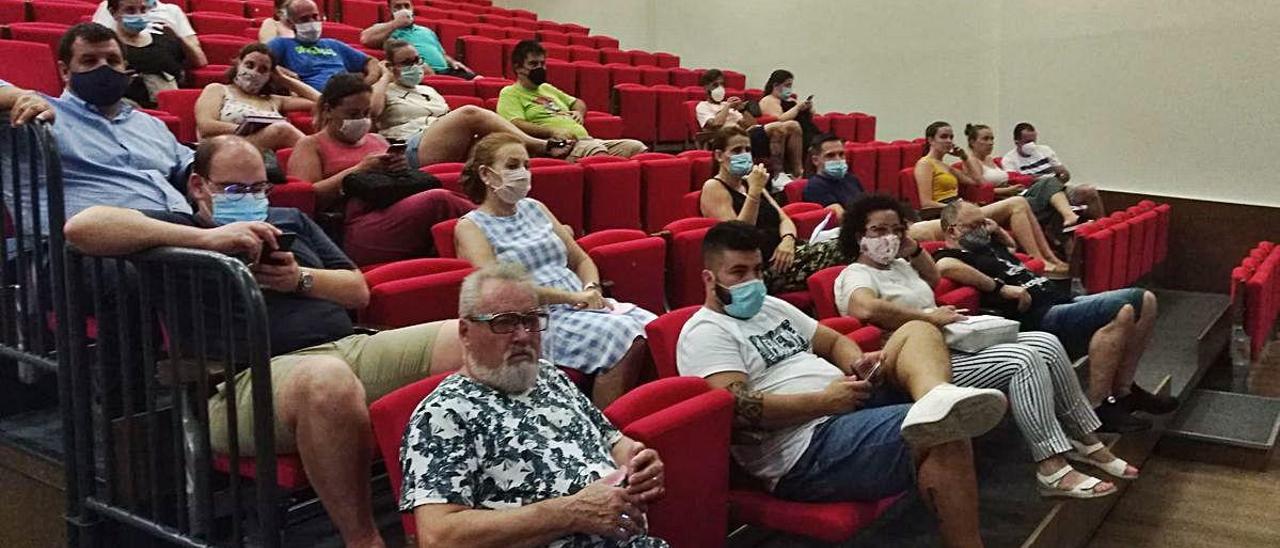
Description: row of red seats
xmin=1233 ymin=241 xmax=1279 ymax=359
xmin=1076 ymin=200 xmax=1170 ymax=294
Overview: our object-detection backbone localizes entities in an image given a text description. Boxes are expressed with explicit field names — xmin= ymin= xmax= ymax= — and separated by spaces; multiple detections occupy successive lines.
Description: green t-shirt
xmin=389 ymin=25 xmax=449 ymax=72
xmin=496 ymin=83 xmax=589 ymax=139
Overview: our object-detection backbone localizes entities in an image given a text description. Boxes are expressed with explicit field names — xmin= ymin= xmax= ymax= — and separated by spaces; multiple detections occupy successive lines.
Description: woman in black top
xmin=758 ymin=69 xmax=818 ymax=169
xmin=699 ymin=126 xmax=845 ymax=293
xmin=109 ymin=0 xmax=201 ymax=108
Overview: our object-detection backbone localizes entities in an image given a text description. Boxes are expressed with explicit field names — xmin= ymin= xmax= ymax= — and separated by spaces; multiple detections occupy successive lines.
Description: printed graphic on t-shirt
xmin=533 ymin=95 xmax=563 ymax=113
xmin=294 ymin=44 xmax=338 ymax=57
xmin=748 ymin=319 xmax=810 ymax=368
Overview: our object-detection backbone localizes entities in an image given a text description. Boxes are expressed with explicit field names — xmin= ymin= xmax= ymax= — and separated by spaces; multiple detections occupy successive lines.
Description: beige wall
xmin=500 ymin=0 xmax=1280 ymax=206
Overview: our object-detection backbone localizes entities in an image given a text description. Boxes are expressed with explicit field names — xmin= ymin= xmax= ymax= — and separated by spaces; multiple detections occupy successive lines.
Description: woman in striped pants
xmin=833 ymin=194 xmax=1139 ymax=499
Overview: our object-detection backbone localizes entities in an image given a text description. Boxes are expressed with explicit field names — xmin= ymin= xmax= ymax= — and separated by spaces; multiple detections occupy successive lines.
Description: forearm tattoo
xmin=726 ymin=381 xmax=766 ymax=445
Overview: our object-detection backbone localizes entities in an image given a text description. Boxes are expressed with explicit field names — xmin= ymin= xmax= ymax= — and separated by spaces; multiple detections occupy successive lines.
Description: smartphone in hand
xmin=260 ymin=232 xmax=297 ymax=265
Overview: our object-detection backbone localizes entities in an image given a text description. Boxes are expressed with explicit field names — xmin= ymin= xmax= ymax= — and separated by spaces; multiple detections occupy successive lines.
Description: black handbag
xmin=342 ymin=170 xmax=441 ymax=209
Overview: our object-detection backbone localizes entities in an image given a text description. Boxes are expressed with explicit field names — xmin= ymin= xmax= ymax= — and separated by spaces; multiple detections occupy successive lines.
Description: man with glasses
xmin=399 ymin=261 xmax=669 ymax=547
xmin=359 ymin=0 xmax=475 ymax=79
xmin=64 ymin=135 xmax=466 ymax=548
xmin=267 ymin=0 xmax=382 ymax=91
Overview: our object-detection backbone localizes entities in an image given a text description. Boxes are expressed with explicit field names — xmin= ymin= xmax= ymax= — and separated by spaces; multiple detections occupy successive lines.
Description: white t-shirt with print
xmin=1000 ymin=143 xmax=1061 ymax=177
xmin=676 ymin=297 xmax=844 ymax=489
xmin=835 ymin=259 xmax=936 ymax=316
xmin=696 ymin=100 xmax=743 ymax=129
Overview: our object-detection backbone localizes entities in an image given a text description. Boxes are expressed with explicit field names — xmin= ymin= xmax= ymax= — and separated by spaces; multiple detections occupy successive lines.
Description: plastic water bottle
xmin=1230 ymin=324 xmax=1252 ymax=369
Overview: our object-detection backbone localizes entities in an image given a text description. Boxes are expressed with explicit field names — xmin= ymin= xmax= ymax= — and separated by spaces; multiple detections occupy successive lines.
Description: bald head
xmin=286 ymin=0 xmax=319 ymax=22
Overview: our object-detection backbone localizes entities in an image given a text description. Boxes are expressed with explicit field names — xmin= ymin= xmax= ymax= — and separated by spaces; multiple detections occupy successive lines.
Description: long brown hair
xmin=223 ymin=43 xmax=284 ymax=96
xmin=461 ymin=133 xmax=525 ymax=204
xmin=709 ymin=125 xmax=750 ymax=174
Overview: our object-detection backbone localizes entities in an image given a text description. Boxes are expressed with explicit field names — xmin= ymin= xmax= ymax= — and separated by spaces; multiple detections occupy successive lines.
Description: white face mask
xmin=860 ymin=234 xmax=901 ymax=266
xmin=709 ymin=85 xmax=726 ymax=102
xmin=234 ymin=67 xmax=269 ymax=94
xmin=393 ymin=8 xmax=414 ymax=20
xmin=338 ymin=117 xmax=371 ymax=142
xmin=1020 ymin=141 xmax=1037 ymax=155
xmin=294 ymin=21 xmax=322 ymax=42
xmin=487 ymin=167 xmax=532 ymax=204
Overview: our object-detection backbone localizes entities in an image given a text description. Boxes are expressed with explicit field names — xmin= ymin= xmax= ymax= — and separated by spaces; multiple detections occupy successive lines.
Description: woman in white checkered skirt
xmin=454 ymin=134 xmax=656 ymax=408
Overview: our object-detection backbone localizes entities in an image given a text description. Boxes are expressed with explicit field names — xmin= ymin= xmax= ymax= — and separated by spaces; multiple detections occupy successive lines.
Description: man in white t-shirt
xmin=93 ymin=0 xmax=207 ymax=67
xmin=676 ymin=221 xmax=1007 ymax=546
xmin=1001 ymin=122 xmax=1104 ymax=217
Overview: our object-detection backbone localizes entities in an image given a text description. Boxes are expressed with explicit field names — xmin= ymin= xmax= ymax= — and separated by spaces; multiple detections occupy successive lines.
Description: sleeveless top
xmin=313 ymin=131 xmax=389 ymax=178
xmin=927 ymin=158 xmax=959 ymax=202
xmin=715 ymin=177 xmax=783 ymax=259
xmin=218 ymin=87 xmax=281 ymax=126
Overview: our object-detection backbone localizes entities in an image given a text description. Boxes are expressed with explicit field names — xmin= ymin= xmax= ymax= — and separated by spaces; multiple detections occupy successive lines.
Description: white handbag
xmin=940 ymin=314 xmax=1020 ymax=353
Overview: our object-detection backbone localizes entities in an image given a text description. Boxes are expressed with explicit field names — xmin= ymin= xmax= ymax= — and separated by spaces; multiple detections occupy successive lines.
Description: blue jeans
xmin=1038 ymin=288 xmax=1146 ymax=357
xmin=772 ymin=388 xmax=914 ymax=502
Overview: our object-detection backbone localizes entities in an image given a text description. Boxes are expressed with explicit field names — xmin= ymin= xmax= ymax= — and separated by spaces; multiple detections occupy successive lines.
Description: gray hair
xmin=458 ymin=262 xmax=537 ymax=317
xmin=939 ymin=199 xmax=972 ymax=232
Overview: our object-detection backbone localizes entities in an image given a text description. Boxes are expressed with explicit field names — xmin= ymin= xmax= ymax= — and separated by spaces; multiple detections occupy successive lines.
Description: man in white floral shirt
xmin=399 ymin=262 xmax=668 ymax=547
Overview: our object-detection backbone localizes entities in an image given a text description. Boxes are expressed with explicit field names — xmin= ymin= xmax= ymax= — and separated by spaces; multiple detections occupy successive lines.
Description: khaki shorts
xmin=567 ymin=138 xmax=647 ymax=161
xmin=208 ymin=321 xmax=443 ymax=455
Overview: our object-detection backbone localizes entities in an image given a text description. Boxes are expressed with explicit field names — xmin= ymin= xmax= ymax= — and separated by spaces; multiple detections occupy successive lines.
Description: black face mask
xmin=70 ymin=64 xmax=133 ymax=107
xmin=527 ymin=67 xmax=548 ymax=86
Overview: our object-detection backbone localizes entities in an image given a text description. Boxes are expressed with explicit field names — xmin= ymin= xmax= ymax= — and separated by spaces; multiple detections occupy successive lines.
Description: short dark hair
xmin=699 ymin=68 xmax=724 ymax=88
xmin=383 ymin=38 xmax=414 ymax=62
xmin=837 ymin=193 xmax=913 ymax=258
xmin=511 ymin=40 xmax=545 ymax=68
xmin=1013 ymin=122 xmax=1035 ymax=141
xmin=315 ymin=72 xmax=372 ymax=126
xmin=709 ymin=125 xmax=750 ymax=173
xmin=702 ymin=221 xmax=763 ymax=267
xmin=808 ymin=133 xmax=842 ymax=156
xmin=58 ymin=23 xmax=124 ymax=65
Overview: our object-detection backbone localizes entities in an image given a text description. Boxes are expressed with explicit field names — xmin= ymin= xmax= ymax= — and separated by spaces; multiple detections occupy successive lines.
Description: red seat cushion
xmin=212 ymin=453 xmax=310 ymax=490
xmin=729 ymin=490 xmax=903 ymax=543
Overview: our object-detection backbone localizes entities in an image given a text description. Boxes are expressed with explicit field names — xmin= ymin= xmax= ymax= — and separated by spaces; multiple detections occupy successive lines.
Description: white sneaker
xmin=900 ymin=384 xmax=1007 ymax=449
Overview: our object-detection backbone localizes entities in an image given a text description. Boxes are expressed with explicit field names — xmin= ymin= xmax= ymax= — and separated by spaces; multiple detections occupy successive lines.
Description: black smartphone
xmin=386 ymin=142 xmax=408 ymax=156
xmin=260 ymin=232 xmax=296 ymax=264
xmin=805 ymin=94 xmax=814 ymax=102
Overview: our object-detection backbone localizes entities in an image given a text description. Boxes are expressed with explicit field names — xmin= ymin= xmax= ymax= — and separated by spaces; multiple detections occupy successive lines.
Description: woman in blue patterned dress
xmin=454 ymin=133 xmax=656 ymax=407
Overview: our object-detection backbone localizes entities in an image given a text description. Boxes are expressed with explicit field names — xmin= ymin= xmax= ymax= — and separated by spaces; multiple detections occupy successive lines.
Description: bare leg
xmin=981 ymin=197 xmax=1065 ymax=268
xmin=1114 ymin=293 xmax=1157 ymax=395
xmin=915 ymin=440 xmax=984 ymax=548
xmin=1084 ymin=312 xmax=1130 ymax=406
xmin=784 ymin=121 xmax=804 ymax=176
xmin=1071 ymin=432 xmax=1139 ymax=476
xmin=415 ymin=105 xmax=551 ymax=167
xmin=880 ymin=320 xmax=952 ymax=399
xmin=1049 ymin=191 xmax=1080 ymax=226
xmin=591 ymin=337 xmax=647 ymax=408
xmin=244 ymin=121 xmax=305 ymax=151
xmin=764 ymin=122 xmax=788 ymax=174
xmin=277 ymin=357 xmax=385 ymax=548
xmin=1035 ymin=454 xmax=1115 ymax=494
xmin=426 ymin=319 xmax=465 ymax=376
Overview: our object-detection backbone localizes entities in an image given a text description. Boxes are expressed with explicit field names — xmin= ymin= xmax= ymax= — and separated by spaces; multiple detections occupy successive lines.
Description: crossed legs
xmin=414 ymin=105 xmax=558 ymax=167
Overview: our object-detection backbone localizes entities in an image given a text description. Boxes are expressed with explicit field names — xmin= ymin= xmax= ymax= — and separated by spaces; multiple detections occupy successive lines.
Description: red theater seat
xmin=571 ymin=61 xmax=609 ymax=111
xmin=600 ymin=47 xmax=631 ymax=66
xmin=636 ymin=155 xmax=693 ymax=232
xmin=7 ymin=22 xmax=70 ymax=53
xmin=199 ymin=34 xmax=253 ymax=65
xmin=190 ymin=11 xmax=252 ymax=35
xmin=678 ymin=150 xmax=713 ymax=190
xmin=613 ymin=83 xmax=655 ymax=144
xmin=30 ymin=1 xmax=96 ymax=25
xmin=662 ymin=218 xmax=718 ymax=308
xmin=456 ymin=35 xmax=503 ymax=77
xmin=544 ymin=59 xmax=576 ymax=98
xmin=529 ymin=163 xmax=585 ymax=235
xmin=538 ymin=29 xmax=570 ymax=44
xmin=577 ymin=155 xmax=642 ymax=232
xmin=0 ymin=40 xmax=62 ymax=96
xmin=567 ymin=44 xmax=600 ymax=63
xmin=359 ymin=258 xmax=475 ymax=328
xmin=423 ymin=75 xmax=475 ymax=96
xmin=654 ymin=52 xmax=680 ymax=68
xmin=190 ymin=0 xmax=247 ymax=16
xmin=577 ymin=229 xmax=667 ymax=315
xmin=155 ymin=88 xmax=203 ymax=144
xmin=846 ymin=144 xmax=877 ymax=193
xmin=434 ymin=19 xmax=470 ymax=56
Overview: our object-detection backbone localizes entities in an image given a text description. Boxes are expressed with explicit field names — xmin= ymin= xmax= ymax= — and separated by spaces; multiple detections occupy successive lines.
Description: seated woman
xmin=257 ymin=0 xmax=294 ymax=43
xmin=696 ymin=69 xmax=803 ymax=182
xmin=912 ymin=121 xmax=1070 ymax=276
xmin=109 ymin=0 xmax=203 ymax=108
xmin=371 ymin=39 xmax=572 ymax=170
xmin=288 ymin=74 xmax=475 ymax=266
xmin=758 ymin=69 xmax=819 ymax=168
xmin=963 ymin=123 xmax=1084 ymax=228
xmin=700 ymin=127 xmax=845 ymax=294
xmin=834 ymin=194 xmax=1138 ymax=499
xmin=453 ymin=133 xmax=655 ymax=408
xmin=194 ymin=43 xmax=317 ymax=152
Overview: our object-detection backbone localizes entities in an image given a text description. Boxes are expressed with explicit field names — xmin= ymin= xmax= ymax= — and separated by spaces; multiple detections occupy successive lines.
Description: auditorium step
xmin=1159 ymin=389 xmax=1280 ymax=470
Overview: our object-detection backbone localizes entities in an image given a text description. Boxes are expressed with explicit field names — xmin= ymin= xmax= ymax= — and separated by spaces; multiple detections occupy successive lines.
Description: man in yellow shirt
xmin=497 ymin=40 xmax=646 ymax=161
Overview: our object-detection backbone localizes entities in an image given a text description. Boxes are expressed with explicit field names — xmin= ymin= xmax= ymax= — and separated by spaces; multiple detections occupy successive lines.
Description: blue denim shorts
xmin=1038 ymin=287 xmax=1146 ymax=357
xmin=772 ymin=388 xmax=915 ymax=502
xmin=404 ymin=130 xmax=425 ymax=171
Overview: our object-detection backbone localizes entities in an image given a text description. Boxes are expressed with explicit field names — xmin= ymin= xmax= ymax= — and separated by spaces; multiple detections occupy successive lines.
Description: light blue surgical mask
xmin=728 ymin=152 xmax=753 ymax=177
xmin=211 ymin=192 xmax=269 ymax=225
xmin=146 ymin=0 xmax=157 ymax=8
xmin=823 ymin=159 xmax=848 ymax=179
xmin=718 ymin=279 xmax=767 ymax=320
xmin=398 ymin=64 xmax=425 ymax=88
xmin=122 ymin=14 xmax=149 ymax=33
xmin=778 ymin=85 xmax=793 ymax=99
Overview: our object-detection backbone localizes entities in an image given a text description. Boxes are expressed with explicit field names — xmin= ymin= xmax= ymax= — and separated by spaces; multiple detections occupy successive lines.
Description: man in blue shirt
xmin=268 ymin=0 xmax=381 ymax=91
xmin=0 ymin=23 xmax=194 ymax=223
xmin=802 ymin=133 xmax=864 ymax=217
xmin=358 ymin=0 xmax=476 ymax=79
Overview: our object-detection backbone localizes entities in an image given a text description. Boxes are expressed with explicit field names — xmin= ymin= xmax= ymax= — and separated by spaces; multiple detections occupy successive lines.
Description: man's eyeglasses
xmin=211 ymin=181 xmax=272 ymax=200
xmin=466 ymin=310 xmax=549 ymax=334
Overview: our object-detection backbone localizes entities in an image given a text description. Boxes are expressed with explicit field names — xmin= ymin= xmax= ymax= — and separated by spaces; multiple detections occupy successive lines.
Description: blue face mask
xmin=727 ymin=152 xmax=753 ymax=177
xmin=718 ymin=279 xmax=767 ymax=319
xmin=398 ymin=64 xmax=425 ymax=87
xmin=69 ymin=64 xmax=133 ymax=107
xmin=211 ymin=192 xmax=269 ymax=225
xmin=823 ymin=159 xmax=848 ymax=179
xmin=778 ymin=85 xmax=793 ymax=99
xmin=121 ymin=14 xmax=149 ymax=33
xmin=146 ymin=0 xmax=157 ymax=7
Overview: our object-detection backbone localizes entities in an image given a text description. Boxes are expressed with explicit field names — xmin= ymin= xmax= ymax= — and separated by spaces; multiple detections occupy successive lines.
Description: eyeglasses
xmin=395 ymin=57 xmax=423 ymax=68
xmin=210 ymin=181 xmax=272 ymax=199
xmin=466 ymin=309 xmax=549 ymax=334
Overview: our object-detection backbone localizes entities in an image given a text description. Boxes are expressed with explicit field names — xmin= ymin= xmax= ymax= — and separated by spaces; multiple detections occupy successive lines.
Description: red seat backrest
xmin=30 ymin=1 xmax=96 ymax=25
xmin=644 ymin=305 xmax=702 ymax=379
xmin=369 ymin=371 xmax=455 ymax=537
xmin=571 ymin=61 xmax=609 ymax=114
xmin=638 ymin=157 xmax=693 ymax=232
xmin=155 ymin=89 xmax=204 ymax=144
xmin=528 ymin=164 xmax=585 ymax=235
xmin=846 ymin=145 xmax=877 ymax=193
xmin=579 ymin=231 xmax=668 ymax=315
xmin=678 ymin=150 xmax=714 ymax=190
xmin=423 ymin=75 xmax=476 ymax=96
xmin=360 ymin=265 xmax=475 ymax=328
xmin=0 ymin=40 xmax=62 ymax=96
xmin=430 ymin=217 xmax=460 ymax=258
xmin=190 ymin=11 xmax=253 ymax=35
xmin=456 ymin=35 xmax=503 ymax=78
xmin=807 ymin=265 xmax=845 ymax=319
xmin=578 ymin=156 xmax=642 ymax=232
xmin=784 ymin=178 xmax=808 ymax=204
xmin=663 ymin=217 xmax=718 ymax=308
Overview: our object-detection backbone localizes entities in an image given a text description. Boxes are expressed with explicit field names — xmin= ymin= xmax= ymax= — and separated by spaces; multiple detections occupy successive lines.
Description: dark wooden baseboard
xmin=1098 ymin=191 xmax=1280 ymax=294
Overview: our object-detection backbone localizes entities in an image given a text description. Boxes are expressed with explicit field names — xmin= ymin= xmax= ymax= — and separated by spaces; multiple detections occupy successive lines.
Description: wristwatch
xmin=295 ymin=270 xmax=315 ymax=294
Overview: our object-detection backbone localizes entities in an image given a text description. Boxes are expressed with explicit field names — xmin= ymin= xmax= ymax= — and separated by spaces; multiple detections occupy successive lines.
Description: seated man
xmin=400 ymin=262 xmax=668 ymax=547
xmin=677 ymin=220 xmax=1007 ymax=547
xmin=497 ymin=40 xmax=646 ymax=161
xmin=696 ymin=68 xmax=800 ymax=186
xmin=0 ymin=24 xmax=195 ymax=220
xmin=802 ymin=133 xmax=864 ymax=217
xmin=268 ymin=0 xmax=382 ymax=91
xmin=64 ymin=135 xmax=466 ymax=548
xmin=91 ymin=0 xmax=207 ymax=67
xmin=1001 ymin=122 xmax=1104 ymax=218
xmin=933 ymin=200 xmax=1177 ymax=431
xmin=359 ymin=0 xmax=476 ymax=79
xmin=695 ymin=69 xmax=754 ymax=132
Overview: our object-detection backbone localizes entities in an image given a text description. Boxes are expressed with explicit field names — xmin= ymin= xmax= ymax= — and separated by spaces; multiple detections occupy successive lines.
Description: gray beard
xmin=469 ymin=357 xmax=539 ymax=394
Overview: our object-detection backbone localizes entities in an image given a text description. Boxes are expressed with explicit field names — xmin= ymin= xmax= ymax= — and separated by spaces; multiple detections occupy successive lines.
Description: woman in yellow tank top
xmin=914 ymin=121 xmax=972 ymax=208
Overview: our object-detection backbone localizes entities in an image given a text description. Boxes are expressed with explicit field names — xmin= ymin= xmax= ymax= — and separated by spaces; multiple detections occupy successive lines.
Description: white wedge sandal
xmin=1066 ymin=439 xmax=1140 ymax=480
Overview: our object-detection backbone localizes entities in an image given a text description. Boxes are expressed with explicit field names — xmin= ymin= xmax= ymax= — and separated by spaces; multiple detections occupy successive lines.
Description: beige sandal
xmin=1036 ymin=464 xmax=1115 ymax=499
xmin=1066 ymin=439 xmax=1139 ymax=480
